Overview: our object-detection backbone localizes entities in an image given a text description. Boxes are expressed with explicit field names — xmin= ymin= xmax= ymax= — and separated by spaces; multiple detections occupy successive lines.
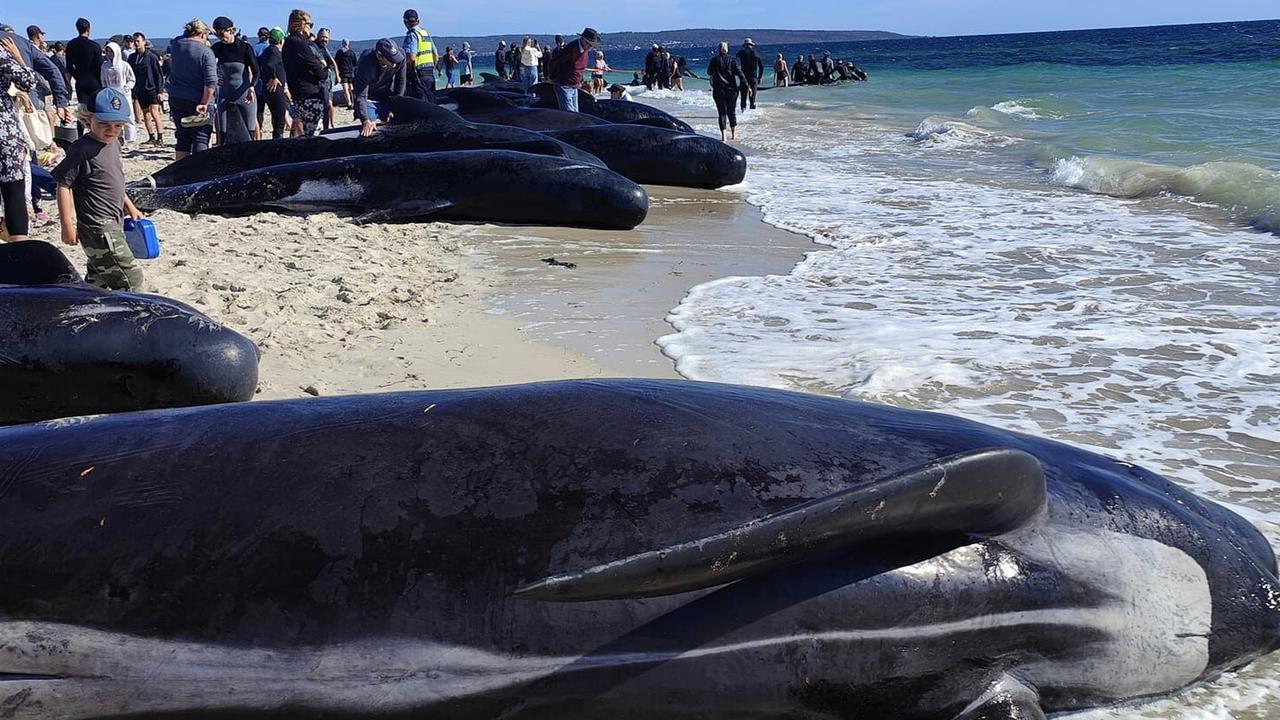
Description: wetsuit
xmin=821 ymin=55 xmax=835 ymax=83
xmin=257 ymin=44 xmax=289 ymax=139
xmin=791 ymin=57 xmax=805 ymax=85
xmin=494 ymin=48 xmax=507 ymax=79
xmin=707 ymin=52 xmax=745 ymax=133
xmin=65 ymin=35 xmax=103 ymax=103
xmin=807 ymin=57 xmax=821 ymax=84
xmin=352 ymin=50 xmax=407 ymax=123
xmin=735 ymin=45 xmax=763 ymax=110
xmin=212 ymin=39 xmax=259 ymax=145
xmin=643 ymin=49 xmax=659 ymax=89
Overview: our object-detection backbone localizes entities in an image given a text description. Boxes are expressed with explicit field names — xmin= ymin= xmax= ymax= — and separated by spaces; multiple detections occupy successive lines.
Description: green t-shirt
xmin=52 ymin=135 xmax=125 ymax=230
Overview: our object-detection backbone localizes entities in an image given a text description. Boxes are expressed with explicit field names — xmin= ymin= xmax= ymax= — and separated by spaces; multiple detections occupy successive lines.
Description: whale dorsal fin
xmin=515 ymin=448 xmax=1045 ymax=601
xmin=0 ymin=240 xmax=82 ymax=285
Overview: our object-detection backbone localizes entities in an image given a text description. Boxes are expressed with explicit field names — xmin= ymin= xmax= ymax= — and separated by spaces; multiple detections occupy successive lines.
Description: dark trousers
xmin=713 ymin=87 xmax=738 ymax=131
xmin=739 ymin=78 xmax=758 ymax=110
xmin=1 ymin=179 xmax=28 ymax=236
xmin=258 ymin=89 xmax=288 ymax=139
xmin=411 ymin=67 xmax=436 ymax=103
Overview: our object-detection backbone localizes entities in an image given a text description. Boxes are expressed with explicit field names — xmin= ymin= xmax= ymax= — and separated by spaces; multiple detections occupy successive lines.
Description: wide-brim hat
xmin=581 ymin=27 xmax=600 ymax=43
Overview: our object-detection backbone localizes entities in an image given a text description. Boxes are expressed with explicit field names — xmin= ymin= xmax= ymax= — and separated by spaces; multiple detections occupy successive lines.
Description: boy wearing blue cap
xmin=52 ymin=87 xmax=145 ymax=290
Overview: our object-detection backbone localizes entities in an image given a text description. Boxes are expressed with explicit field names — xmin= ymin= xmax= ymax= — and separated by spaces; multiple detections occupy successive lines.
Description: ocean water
xmin=627 ymin=21 xmax=1280 ymax=719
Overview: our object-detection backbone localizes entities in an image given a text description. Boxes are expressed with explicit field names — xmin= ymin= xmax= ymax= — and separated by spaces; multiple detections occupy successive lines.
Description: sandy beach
xmin=26 ymin=113 xmax=811 ymax=398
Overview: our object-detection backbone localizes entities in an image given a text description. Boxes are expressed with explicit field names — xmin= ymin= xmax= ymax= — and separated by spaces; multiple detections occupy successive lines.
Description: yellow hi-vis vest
xmin=410 ymin=27 xmax=436 ymax=67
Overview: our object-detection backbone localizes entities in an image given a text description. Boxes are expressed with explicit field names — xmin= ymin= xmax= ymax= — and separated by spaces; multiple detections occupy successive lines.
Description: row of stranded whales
xmin=129 ymin=150 xmax=650 ymax=230
xmin=0 ymin=378 xmax=1275 ymax=719
xmin=386 ymin=96 xmax=745 ymax=188
xmin=0 ymin=241 xmax=258 ymax=424
xmin=136 ymin=115 xmax=603 ymax=188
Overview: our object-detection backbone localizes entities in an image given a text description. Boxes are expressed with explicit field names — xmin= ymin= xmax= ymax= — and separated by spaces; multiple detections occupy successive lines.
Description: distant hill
xmin=347 ymin=28 xmax=910 ymax=55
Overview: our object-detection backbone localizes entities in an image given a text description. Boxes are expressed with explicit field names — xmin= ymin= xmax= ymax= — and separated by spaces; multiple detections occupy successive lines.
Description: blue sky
xmin=6 ymin=0 xmax=1275 ymax=41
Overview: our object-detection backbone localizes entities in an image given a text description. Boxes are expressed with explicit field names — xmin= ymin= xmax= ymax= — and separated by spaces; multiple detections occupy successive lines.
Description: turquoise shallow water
xmin=633 ymin=21 xmax=1279 ymax=719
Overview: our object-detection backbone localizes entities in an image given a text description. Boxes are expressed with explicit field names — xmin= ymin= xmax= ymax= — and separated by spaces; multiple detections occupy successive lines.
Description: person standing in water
xmin=735 ymin=38 xmax=762 ymax=110
xmin=773 ymin=52 xmax=788 ymax=88
xmin=707 ymin=41 xmax=745 ymax=141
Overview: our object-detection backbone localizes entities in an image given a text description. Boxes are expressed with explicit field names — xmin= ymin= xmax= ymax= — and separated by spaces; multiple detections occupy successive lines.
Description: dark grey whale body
xmin=446 ymin=87 xmax=609 ymax=130
xmin=135 ymin=116 xmax=603 ymax=188
xmin=0 ymin=241 xmax=258 ymax=424
xmin=0 ymin=379 xmax=1276 ymax=719
xmin=582 ymin=98 xmax=696 ymax=133
xmin=128 ymin=150 xmax=649 ymax=229
xmin=544 ymin=125 xmax=747 ymax=188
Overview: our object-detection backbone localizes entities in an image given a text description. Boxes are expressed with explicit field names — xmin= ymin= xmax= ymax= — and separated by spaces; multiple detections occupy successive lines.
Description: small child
xmin=52 ymin=87 xmax=144 ymax=291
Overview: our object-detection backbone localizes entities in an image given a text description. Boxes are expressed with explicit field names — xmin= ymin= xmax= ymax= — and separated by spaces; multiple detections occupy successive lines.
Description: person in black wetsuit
xmin=791 ymin=53 xmax=805 ymax=85
xmin=256 ymin=28 xmax=289 ymax=140
xmin=707 ymin=41 xmax=745 ymax=142
xmin=734 ymin=38 xmax=762 ymax=110
xmin=806 ymin=54 xmax=820 ymax=84
xmin=65 ymin=18 xmax=103 ymax=107
xmin=643 ymin=44 xmax=659 ymax=89
xmin=211 ymin=16 xmax=259 ymax=145
xmin=494 ymin=41 xmax=507 ymax=79
xmin=821 ymin=50 xmax=835 ymax=83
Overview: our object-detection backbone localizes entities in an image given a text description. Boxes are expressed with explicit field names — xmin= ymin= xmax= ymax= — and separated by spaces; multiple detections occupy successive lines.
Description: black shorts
xmin=134 ymin=90 xmax=158 ymax=108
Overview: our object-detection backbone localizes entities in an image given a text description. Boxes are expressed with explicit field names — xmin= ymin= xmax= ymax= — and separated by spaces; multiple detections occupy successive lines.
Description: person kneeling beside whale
xmin=354 ymin=38 xmax=409 ymax=137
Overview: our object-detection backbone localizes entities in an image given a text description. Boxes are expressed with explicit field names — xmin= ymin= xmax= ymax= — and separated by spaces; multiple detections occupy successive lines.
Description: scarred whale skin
xmin=0 ymin=379 xmax=1276 ymax=719
xmin=136 ymin=116 xmax=604 ymax=188
xmin=0 ymin=241 xmax=258 ymax=424
xmin=128 ymin=150 xmax=649 ymax=230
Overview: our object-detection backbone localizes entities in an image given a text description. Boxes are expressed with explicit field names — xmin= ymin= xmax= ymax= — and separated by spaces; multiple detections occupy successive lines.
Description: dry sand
xmin=26 ymin=118 xmax=812 ymax=398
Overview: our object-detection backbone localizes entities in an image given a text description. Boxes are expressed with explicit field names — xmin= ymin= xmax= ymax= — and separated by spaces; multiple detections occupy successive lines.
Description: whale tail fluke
xmin=515 ymin=448 xmax=1046 ymax=602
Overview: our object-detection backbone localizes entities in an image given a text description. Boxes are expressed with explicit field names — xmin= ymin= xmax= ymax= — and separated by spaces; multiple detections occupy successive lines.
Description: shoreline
xmin=36 ymin=109 xmax=811 ymax=399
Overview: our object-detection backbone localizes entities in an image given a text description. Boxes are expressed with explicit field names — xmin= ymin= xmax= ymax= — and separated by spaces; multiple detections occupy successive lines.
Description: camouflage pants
xmin=80 ymin=224 xmax=143 ymax=291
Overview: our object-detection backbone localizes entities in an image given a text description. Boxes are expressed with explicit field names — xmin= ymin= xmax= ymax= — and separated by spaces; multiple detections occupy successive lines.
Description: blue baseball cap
xmin=91 ymin=87 xmax=132 ymax=122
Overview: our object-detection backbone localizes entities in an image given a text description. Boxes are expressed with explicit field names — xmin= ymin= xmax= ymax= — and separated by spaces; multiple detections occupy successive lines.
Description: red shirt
xmin=549 ymin=39 xmax=589 ymax=87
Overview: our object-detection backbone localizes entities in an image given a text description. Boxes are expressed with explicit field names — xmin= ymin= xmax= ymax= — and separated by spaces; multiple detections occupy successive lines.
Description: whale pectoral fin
xmin=353 ymin=200 xmax=455 ymax=225
xmin=953 ymin=676 xmax=1046 ymax=720
xmin=515 ymin=448 xmax=1046 ymax=601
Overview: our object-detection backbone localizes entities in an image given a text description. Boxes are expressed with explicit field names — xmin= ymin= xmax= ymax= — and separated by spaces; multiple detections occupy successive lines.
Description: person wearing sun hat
xmin=52 ymin=87 xmax=146 ymax=291
xmin=736 ymin=37 xmax=763 ymax=110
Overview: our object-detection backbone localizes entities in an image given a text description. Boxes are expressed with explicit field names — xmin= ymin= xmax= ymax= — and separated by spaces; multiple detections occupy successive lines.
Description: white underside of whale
xmin=0 ymin=525 xmax=1211 ymax=718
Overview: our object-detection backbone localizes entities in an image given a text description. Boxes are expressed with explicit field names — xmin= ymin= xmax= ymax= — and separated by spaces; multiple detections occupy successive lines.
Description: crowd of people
xmin=0 ymin=8 xmax=869 ymax=294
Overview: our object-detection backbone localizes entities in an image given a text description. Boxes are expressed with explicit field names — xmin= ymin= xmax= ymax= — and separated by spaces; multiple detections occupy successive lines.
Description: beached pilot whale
xmin=445 ymin=87 xmax=610 ymax=130
xmin=544 ymin=124 xmax=747 ymax=188
xmin=0 ymin=240 xmax=258 ymax=425
xmin=129 ymin=150 xmax=649 ymax=230
xmin=0 ymin=379 xmax=1276 ymax=719
xmin=134 ymin=116 xmax=604 ymax=188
